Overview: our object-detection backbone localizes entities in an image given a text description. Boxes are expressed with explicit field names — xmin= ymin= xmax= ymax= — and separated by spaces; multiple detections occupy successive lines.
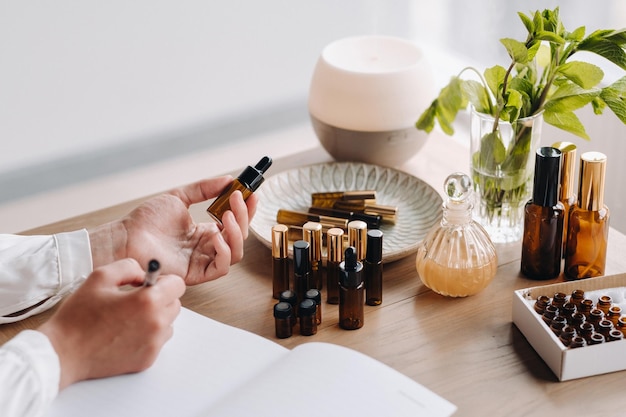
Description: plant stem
xmin=491 ymin=62 xmax=516 ymax=133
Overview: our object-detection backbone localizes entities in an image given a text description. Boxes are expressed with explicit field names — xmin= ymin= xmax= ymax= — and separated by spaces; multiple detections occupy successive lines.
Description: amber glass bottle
xmin=326 ymin=228 xmax=344 ymax=304
xmin=521 ymin=147 xmax=564 ymax=279
xmin=293 ymin=240 xmax=311 ymax=304
xmin=552 ymin=142 xmax=577 ymax=257
xmin=303 ymin=222 xmax=324 ymax=290
xmin=298 ymin=299 xmax=318 ymax=336
xmin=206 ymin=156 xmax=272 ymax=224
xmin=339 ymin=246 xmax=364 ymax=330
xmin=273 ymin=302 xmax=293 ymax=339
xmin=271 ymin=224 xmax=290 ymax=299
xmin=565 ymin=152 xmax=610 ymax=279
xmin=364 ymin=229 xmax=383 ymax=306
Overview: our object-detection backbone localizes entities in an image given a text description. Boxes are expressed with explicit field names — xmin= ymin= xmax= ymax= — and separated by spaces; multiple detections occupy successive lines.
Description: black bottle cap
xmin=273 ymin=302 xmax=292 ymax=319
xmin=293 ymin=240 xmax=310 ymax=276
xmin=238 ymin=156 xmax=272 ymax=192
xmin=532 ymin=147 xmax=562 ymax=207
xmin=279 ymin=290 xmax=297 ymax=306
xmin=339 ymin=246 xmax=363 ymax=287
xmin=305 ymin=288 xmax=321 ymax=304
xmin=365 ymin=229 xmax=383 ymax=263
xmin=298 ymin=298 xmax=316 ymax=317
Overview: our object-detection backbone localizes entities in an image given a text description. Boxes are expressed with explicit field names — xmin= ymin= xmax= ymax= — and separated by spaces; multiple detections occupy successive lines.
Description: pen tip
xmin=148 ymin=259 xmax=160 ymax=273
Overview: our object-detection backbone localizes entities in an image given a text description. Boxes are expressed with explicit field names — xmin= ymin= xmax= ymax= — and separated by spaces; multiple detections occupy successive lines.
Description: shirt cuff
xmin=55 ymin=229 xmax=93 ymax=289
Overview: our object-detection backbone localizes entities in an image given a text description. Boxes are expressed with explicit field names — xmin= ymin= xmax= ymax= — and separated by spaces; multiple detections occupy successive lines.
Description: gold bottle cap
xmin=552 ymin=141 xmax=577 ymax=200
xmin=303 ymin=222 xmax=323 ymax=261
xmin=578 ymin=151 xmax=607 ymax=211
xmin=327 ymin=227 xmax=345 ymax=263
xmin=347 ymin=220 xmax=368 ymax=261
xmin=271 ymin=224 xmax=289 ymax=259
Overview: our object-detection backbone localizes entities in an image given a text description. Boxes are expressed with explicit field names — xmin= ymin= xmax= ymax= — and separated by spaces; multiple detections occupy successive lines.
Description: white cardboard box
xmin=512 ymin=273 xmax=626 ymax=381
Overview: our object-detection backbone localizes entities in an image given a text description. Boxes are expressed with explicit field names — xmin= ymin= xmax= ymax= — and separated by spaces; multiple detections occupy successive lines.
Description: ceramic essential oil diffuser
xmin=308 ymin=35 xmax=435 ymax=167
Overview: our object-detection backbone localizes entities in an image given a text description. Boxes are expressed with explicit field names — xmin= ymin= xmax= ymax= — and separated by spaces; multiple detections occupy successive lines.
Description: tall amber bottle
xmin=271 ymin=224 xmax=290 ymax=299
xmin=339 ymin=246 xmax=364 ymax=330
xmin=326 ymin=227 xmax=344 ymax=304
xmin=565 ymin=152 xmax=610 ymax=280
xmin=303 ymin=221 xmax=323 ymax=290
xmin=552 ymin=142 xmax=577 ymax=257
xmin=521 ymin=147 xmax=564 ymax=279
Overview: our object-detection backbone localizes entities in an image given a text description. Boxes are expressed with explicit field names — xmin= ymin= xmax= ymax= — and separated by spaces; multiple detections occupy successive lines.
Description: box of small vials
xmin=512 ymin=273 xmax=626 ymax=381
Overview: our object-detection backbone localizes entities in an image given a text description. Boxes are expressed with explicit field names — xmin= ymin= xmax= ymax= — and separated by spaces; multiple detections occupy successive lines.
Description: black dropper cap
xmin=339 ymin=246 xmax=363 ymax=287
xmin=293 ymin=240 xmax=310 ymax=276
xmin=365 ymin=230 xmax=383 ymax=263
xmin=238 ymin=156 xmax=272 ymax=192
xmin=532 ymin=147 xmax=562 ymax=207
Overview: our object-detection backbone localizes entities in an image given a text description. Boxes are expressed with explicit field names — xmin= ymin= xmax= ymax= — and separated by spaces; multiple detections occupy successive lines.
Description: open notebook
xmin=47 ymin=308 xmax=456 ymax=417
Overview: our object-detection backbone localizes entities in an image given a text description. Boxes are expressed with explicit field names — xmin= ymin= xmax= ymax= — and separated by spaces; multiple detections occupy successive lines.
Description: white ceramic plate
xmin=250 ymin=162 xmax=442 ymax=263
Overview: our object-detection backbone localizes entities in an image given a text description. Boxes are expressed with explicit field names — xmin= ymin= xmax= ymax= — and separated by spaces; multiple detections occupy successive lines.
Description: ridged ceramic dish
xmin=250 ymin=162 xmax=442 ymax=263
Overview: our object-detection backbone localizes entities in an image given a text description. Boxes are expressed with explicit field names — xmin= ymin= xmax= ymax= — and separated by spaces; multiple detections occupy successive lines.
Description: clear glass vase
xmin=470 ymin=108 xmax=543 ymax=244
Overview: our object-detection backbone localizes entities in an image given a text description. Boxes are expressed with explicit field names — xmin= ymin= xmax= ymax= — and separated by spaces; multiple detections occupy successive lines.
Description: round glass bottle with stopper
xmin=416 ymin=173 xmax=498 ymax=297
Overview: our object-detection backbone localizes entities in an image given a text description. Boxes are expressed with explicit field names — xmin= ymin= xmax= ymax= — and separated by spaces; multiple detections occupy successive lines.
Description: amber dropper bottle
xmin=552 ymin=141 xmax=577 ymax=257
xmin=326 ymin=227 xmax=344 ymax=304
xmin=365 ymin=229 xmax=383 ymax=306
xmin=207 ymin=156 xmax=272 ymax=224
xmin=521 ymin=147 xmax=564 ymax=280
xmin=565 ymin=152 xmax=610 ymax=280
xmin=339 ymin=246 xmax=364 ymax=330
xmin=271 ymin=224 xmax=290 ymax=299
xmin=293 ymin=240 xmax=311 ymax=303
xmin=303 ymin=222 xmax=323 ymax=290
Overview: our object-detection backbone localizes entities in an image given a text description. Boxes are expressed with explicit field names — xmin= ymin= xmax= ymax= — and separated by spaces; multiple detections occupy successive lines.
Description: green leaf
xmin=600 ymin=76 xmax=626 ymax=124
xmin=544 ymin=83 xmax=598 ymax=113
xmin=557 ymin=61 xmax=604 ymax=89
xmin=566 ymin=26 xmax=586 ymax=42
xmin=578 ymin=36 xmax=626 ymax=70
xmin=415 ymin=101 xmax=438 ymax=133
xmin=504 ymin=89 xmax=524 ymax=121
xmin=535 ymin=31 xmax=565 ymax=45
xmin=518 ymin=12 xmax=534 ymax=34
xmin=484 ymin=65 xmax=506 ymax=99
xmin=437 ymin=77 xmax=467 ymax=124
xmin=462 ymin=80 xmax=491 ymax=114
xmin=591 ymin=96 xmax=607 ymax=115
xmin=479 ymin=131 xmax=506 ymax=170
xmin=544 ymin=109 xmax=590 ymax=140
xmin=501 ymin=38 xmax=530 ymax=63
xmin=605 ymin=28 xmax=626 ymax=46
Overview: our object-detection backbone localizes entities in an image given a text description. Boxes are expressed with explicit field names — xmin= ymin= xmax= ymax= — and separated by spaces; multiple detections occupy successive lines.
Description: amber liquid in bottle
xmin=339 ymin=246 xmax=364 ymax=330
xmin=207 ymin=156 xmax=272 ymax=224
xmin=271 ymin=224 xmax=290 ymax=299
xmin=521 ymin=204 xmax=564 ymax=279
xmin=564 ymin=152 xmax=609 ymax=280
xmin=326 ymin=228 xmax=344 ymax=304
xmin=364 ymin=229 xmax=383 ymax=306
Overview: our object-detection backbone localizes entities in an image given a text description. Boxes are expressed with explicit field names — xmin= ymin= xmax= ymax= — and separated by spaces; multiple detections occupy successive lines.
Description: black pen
xmin=143 ymin=259 xmax=160 ymax=287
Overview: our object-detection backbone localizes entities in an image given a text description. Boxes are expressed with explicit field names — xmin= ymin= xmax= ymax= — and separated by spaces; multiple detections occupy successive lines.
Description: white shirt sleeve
xmin=0 ymin=229 xmax=93 ymax=323
xmin=0 ymin=330 xmax=60 ymax=417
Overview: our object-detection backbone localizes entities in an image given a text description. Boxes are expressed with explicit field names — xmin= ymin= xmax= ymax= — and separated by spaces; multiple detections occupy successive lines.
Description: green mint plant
xmin=416 ymin=7 xmax=626 ymax=226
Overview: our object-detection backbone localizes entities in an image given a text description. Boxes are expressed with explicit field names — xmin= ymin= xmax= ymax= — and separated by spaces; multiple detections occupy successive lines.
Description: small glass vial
xmin=565 ymin=152 xmax=610 ymax=279
xmin=570 ymin=312 xmax=586 ymax=331
xmin=559 ymin=326 xmax=576 ymax=347
xmin=273 ymin=302 xmax=293 ymax=339
xmin=552 ymin=142 xmax=577 ymax=258
xmin=597 ymin=319 xmax=614 ymax=338
xmin=578 ymin=299 xmax=594 ymax=318
xmin=326 ymin=228 xmax=344 ymax=304
xmin=303 ymin=221 xmax=324 ymax=290
xmin=521 ymin=147 xmax=564 ymax=279
xmin=339 ymin=246 xmax=365 ymax=330
xmin=206 ymin=156 xmax=272 ymax=224
xmin=589 ymin=332 xmax=605 ymax=345
xmin=606 ymin=305 xmax=622 ymax=326
xmin=271 ymin=224 xmax=290 ymax=299
xmin=596 ymin=295 xmax=612 ymax=315
xmin=618 ymin=316 xmax=626 ymax=336
xmin=534 ymin=295 xmax=550 ymax=315
xmin=608 ymin=329 xmax=624 ymax=342
xmin=293 ymin=240 xmax=311 ymax=304
xmin=347 ymin=220 xmax=368 ymax=262
xmin=298 ymin=298 xmax=318 ymax=336
xmin=416 ymin=173 xmax=497 ymax=297
xmin=279 ymin=290 xmax=298 ymax=327
xmin=305 ymin=288 xmax=322 ymax=325
xmin=550 ymin=292 xmax=567 ymax=309
xmin=570 ymin=289 xmax=585 ymax=309
xmin=549 ymin=315 xmax=568 ymax=336
xmin=587 ymin=309 xmax=604 ymax=328
xmin=569 ymin=336 xmax=587 ymax=348
xmin=542 ymin=305 xmax=558 ymax=325
xmin=364 ymin=229 xmax=383 ymax=306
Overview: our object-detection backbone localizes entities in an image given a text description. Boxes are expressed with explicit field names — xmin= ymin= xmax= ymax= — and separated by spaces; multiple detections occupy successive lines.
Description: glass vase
xmin=470 ymin=108 xmax=543 ymax=244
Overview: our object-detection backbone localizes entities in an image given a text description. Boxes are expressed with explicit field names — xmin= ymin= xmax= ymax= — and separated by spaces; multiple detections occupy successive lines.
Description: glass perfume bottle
xmin=552 ymin=141 xmax=577 ymax=257
xmin=520 ymin=147 xmax=564 ymax=279
xmin=416 ymin=173 xmax=497 ymax=297
xmin=564 ymin=152 xmax=610 ymax=280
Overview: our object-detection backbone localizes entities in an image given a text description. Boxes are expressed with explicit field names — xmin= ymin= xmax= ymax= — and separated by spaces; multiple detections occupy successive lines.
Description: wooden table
xmin=3 ymin=134 xmax=626 ymax=416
